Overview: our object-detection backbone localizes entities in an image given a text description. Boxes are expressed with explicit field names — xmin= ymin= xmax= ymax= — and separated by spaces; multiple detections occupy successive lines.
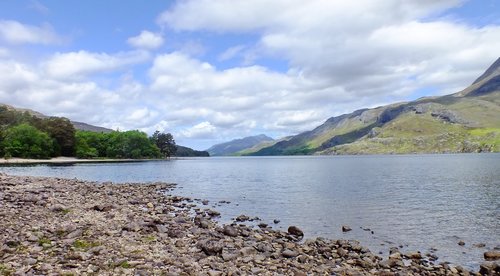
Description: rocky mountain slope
xmin=247 ymin=58 xmax=500 ymax=155
xmin=207 ymin=134 xmax=274 ymax=156
xmin=0 ymin=103 xmax=113 ymax=133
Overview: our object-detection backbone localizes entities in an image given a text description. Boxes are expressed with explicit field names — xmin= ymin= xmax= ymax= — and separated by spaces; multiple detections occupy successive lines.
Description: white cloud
xmin=218 ymin=45 xmax=246 ymax=61
xmin=0 ymin=20 xmax=61 ymax=45
xmin=127 ymin=30 xmax=164 ymax=49
xmin=158 ymin=0 xmax=500 ymax=97
xmin=180 ymin=121 xmax=217 ymax=139
xmin=43 ymin=50 xmax=150 ymax=79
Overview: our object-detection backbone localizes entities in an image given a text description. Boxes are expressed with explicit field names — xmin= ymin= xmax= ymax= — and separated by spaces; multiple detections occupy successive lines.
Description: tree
xmin=2 ymin=123 xmax=54 ymax=159
xmin=150 ymin=131 xmax=177 ymax=158
xmin=39 ymin=117 xmax=76 ymax=156
xmin=75 ymin=130 xmax=160 ymax=159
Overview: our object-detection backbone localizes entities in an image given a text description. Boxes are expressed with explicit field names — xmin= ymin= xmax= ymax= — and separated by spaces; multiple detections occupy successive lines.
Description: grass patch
xmin=118 ymin=261 xmax=131 ymax=269
xmin=72 ymin=239 xmax=100 ymax=250
xmin=0 ymin=264 xmax=14 ymax=276
xmin=61 ymin=209 xmax=71 ymax=215
xmin=38 ymin=237 xmax=51 ymax=247
xmin=141 ymin=235 xmax=157 ymax=243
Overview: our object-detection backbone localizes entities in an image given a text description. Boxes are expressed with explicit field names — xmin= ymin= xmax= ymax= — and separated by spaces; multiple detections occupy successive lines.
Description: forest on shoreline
xmin=0 ymin=106 xmax=180 ymax=159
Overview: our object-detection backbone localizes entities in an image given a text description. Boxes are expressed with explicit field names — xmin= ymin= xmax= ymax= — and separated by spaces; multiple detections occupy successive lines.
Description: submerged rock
xmin=342 ymin=225 xmax=352 ymax=232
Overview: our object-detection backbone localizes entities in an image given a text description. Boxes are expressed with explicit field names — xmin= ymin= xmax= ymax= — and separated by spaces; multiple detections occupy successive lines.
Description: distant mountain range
xmin=213 ymin=58 xmax=500 ymax=155
xmin=207 ymin=134 xmax=274 ymax=156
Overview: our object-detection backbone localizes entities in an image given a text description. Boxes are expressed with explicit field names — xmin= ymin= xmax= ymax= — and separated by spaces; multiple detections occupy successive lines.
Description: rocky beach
xmin=1 ymin=173 xmax=498 ymax=275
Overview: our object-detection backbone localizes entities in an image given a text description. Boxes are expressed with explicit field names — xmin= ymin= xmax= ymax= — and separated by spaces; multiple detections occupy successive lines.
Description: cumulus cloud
xmin=127 ymin=30 xmax=164 ymax=49
xmin=159 ymin=0 xmax=499 ymax=97
xmin=0 ymin=20 xmax=61 ymax=45
xmin=43 ymin=50 xmax=150 ymax=79
xmin=180 ymin=121 xmax=217 ymax=139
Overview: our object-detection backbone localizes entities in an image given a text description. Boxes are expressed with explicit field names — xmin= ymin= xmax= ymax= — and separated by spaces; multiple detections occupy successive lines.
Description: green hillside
xmin=247 ymin=57 xmax=500 ymax=155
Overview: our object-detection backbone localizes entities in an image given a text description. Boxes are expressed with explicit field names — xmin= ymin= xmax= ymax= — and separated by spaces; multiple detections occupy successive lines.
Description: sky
xmin=0 ymin=0 xmax=499 ymax=150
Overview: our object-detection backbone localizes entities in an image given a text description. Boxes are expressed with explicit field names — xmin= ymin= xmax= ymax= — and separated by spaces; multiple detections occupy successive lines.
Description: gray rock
xmin=222 ymin=253 xmax=238 ymax=261
xmin=223 ymin=225 xmax=238 ymax=237
xmin=66 ymin=229 xmax=84 ymax=239
xmin=288 ymin=226 xmax=304 ymax=237
xmin=282 ymin=249 xmax=299 ymax=258
xmin=206 ymin=209 xmax=220 ymax=217
xmin=50 ymin=204 xmax=66 ymax=212
xmin=199 ymin=239 xmax=223 ymax=256
xmin=342 ymin=225 xmax=352 ymax=232
xmin=235 ymin=215 xmax=250 ymax=222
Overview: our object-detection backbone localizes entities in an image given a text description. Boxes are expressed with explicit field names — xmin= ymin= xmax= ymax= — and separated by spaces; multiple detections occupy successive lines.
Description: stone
xmin=240 ymin=247 xmax=257 ymax=256
xmin=479 ymin=262 xmax=500 ymax=275
xmin=50 ymin=204 xmax=66 ymax=212
xmin=282 ymin=249 xmax=299 ymax=258
xmin=379 ymin=258 xmax=403 ymax=268
xmin=458 ymin=240 xmax=465 ymax=246
xmin=199 ymin=239 xmax=223 ymax=256
xmin=223 ymin=225 xmax=239 ymax=237
xmin=222 ymin=253 xmax=238 ymax=261
xmin=93 ymin=204 xmax=113 ymax=212
xmin=202 ymin=200 xmax=209 ymax=205
xmin=342 ymin=225 xmax=352 ymax=232
xmin=235 ymin=215 xmax=250 ymax=222
xmin=288 ymin=226 xmax=304 ymax=237
xmin=389 ymin=252 xmax=401 ymax=260
xmin=484 ymin=250 xmax=500 ymax=261
xmin=207 ymin=209 xmax=220 ymax=217
xmin=66 ymin=229 xmax=84 ymax=239
xmin=258 ymin=223 xmax=268 ymax=228
xmin=405 ymin=251 xmax=422 ymax=259
xmin=208 ymin=270 xmax=222 ymax=276
xmin=273 ymin=219 xmax=280 ymax=224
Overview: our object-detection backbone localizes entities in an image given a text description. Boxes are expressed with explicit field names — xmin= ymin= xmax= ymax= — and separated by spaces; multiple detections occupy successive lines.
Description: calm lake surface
xmin=1 ymin=154 xmax=499 ymax=270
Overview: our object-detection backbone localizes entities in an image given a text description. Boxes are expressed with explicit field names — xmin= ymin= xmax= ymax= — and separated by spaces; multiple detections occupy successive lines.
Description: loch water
xmin=2 ymin=154 xmax=499 ymax=270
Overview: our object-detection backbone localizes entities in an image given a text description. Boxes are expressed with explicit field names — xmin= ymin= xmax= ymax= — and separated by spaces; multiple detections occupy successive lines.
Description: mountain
xmin=207 ymin=134 xmax=274 ymax=156
xmin=247 ymin=58 xmax=500 ymax=155
xmin=71 ymin=121 xmax=113 ymax=133
xmin=175 ymin=145 xmax=210 ymax=157
xmin=0 ymin=103 xmax=113 ymax=133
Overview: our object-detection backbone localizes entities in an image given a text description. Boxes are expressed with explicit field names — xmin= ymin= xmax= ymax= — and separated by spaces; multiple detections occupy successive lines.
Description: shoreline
xmin=1 ymin=174 xmax=498 ymax=275
xmin=0 ymin=157 xmax=169 ymax=165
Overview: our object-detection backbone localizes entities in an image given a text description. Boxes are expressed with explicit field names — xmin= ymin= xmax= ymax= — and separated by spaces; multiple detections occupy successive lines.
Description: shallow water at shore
xmin=1 ymin=154 xmax=499 ymax=270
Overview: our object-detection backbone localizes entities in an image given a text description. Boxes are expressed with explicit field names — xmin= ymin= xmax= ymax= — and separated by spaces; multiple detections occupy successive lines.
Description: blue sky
xmin=0 ymin=0 xmax=499 ymax=149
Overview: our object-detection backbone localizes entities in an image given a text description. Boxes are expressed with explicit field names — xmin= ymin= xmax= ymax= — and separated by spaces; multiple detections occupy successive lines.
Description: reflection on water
xmin=2 ymin=154 xmax=499 ymax=270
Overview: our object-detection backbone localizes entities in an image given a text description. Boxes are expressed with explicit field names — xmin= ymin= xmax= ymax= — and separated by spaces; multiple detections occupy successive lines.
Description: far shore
xmin=0 ymin=157 xmax=162 ymax=165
